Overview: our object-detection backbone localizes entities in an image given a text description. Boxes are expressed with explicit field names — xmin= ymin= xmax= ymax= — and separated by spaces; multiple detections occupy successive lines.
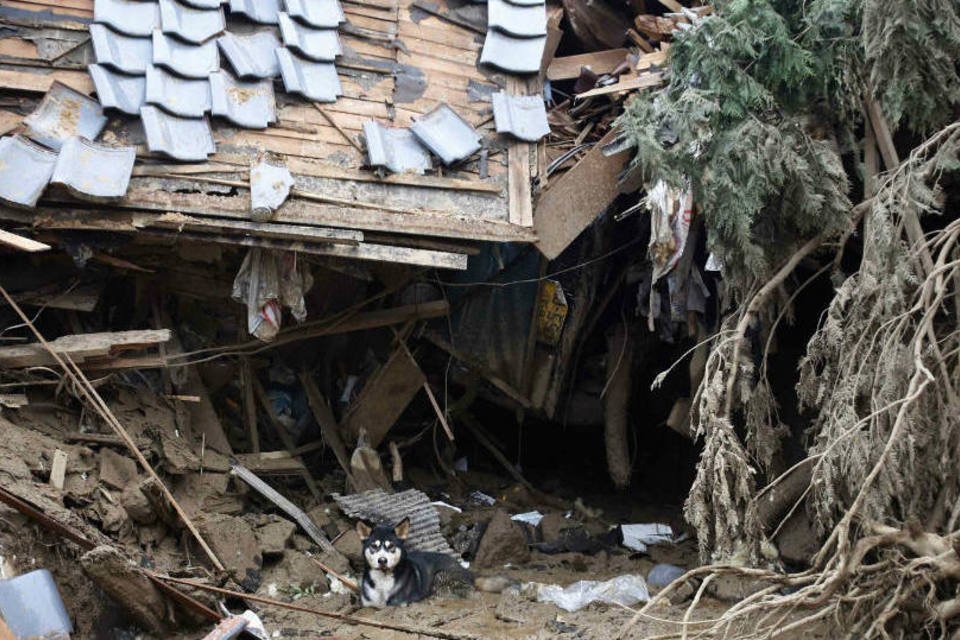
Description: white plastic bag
xmin=535 ymin=574 xmax=650 ymax=612
xmin=231 ymin=248 xmax=313 ymax=342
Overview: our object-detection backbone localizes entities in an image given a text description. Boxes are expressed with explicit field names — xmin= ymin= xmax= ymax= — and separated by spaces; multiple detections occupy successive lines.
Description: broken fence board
xmin=0 ymin=329 xmax=171 ymax=368
xmin=0 ymin=229 xmax=50 ymax=253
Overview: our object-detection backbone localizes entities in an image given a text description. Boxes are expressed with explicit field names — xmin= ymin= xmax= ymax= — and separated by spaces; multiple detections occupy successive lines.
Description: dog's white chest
xmin=362 ymin=569 xmax=396 ymax=608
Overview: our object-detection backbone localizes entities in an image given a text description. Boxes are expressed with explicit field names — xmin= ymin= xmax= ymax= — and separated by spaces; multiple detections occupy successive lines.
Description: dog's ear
xmin=394 ymin=517 xmax=411 ymax=540
xmin=356 ymin=520 xmax=372 ymax=540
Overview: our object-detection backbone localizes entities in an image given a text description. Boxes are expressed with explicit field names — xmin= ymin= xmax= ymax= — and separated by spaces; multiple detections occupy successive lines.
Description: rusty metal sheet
xmin=152 ymin=30 xmax=220 ymax=78
xmin=217 ymin=31 xmax=281 ymax=79
xmin=410 ymin=103 xmax=481 ymax=165
xmin=146 ymin=65 xmax=212 ymax=117
xmin=90 ymin=23 xmax=153 ymax=74
xmin=276 ymin=48 xmax=341 ymax=102
xmin=479 ymin=30 xmax=545 ymax=74
xmin=283 ymin=0 xmax=345 ymax=28
xmin=51 ymin=137 xmax=136 ymax=201
xmin=332 ymin=488 xmax=456 ymax=556
xmin=229 ymin=0 xmax=282 ymax=24
xmin=88 ymin=63 xmax=147 ymax=114
xmin=491 ymin=91 xmax=549 ymax=142
xmin=159 ymin=0 xmax=226 ymax=44
xmin=362 ymin=121 xmax=431 ymax=174
xmin=278 ymin=12 xmax=341 ymax=61
xmin=209 ymin=71 xmax=276 ymax=129
xmin=23 ymin=82 xmax=108 ymax=150
xmin=0 ymin=135 xmax=58 ymax=208
xmin=94 ymin=0 xmax=161 ymax=37
xmin=140 ymin=105 xmax=216 ymax=161
xmin=487 ymin=0 xmax=546 ymax=37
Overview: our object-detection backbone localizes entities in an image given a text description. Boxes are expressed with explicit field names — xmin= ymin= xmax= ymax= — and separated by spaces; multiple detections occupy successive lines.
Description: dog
xmin=357 ymin=518 xmax=512 ymax=608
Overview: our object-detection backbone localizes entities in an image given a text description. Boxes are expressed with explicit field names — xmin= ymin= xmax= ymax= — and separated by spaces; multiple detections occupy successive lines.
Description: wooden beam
xmin=575 ymin=71 xmax=663 ymax=99
xmin=506 ymin=76 xmax=535 ymax=228
xmin=0 ymin=228 xmax=50 ymax=253
xmin=547 ymin=49 xmax=629 ymax=81
xmin=299 ymin=371 xmax=354 ymax=482
xmin=0 ymin=329 xmax=171 ymax=369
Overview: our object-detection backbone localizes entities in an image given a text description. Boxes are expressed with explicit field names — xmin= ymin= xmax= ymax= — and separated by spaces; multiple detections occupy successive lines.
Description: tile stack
xmin=479 ymin=0 xmax=547 ymax=74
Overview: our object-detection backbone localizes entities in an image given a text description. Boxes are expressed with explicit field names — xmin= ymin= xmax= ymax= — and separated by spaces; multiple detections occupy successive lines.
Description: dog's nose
xmin=378 ymin=557 xmax=387 ymax=567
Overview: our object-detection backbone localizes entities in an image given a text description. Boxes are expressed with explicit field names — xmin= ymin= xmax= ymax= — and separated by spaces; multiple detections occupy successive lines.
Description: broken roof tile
xmin=479 ymin=30 xmax=546 ymax=74
xmin=152 ymin=30 xmax=220 ymax=78
xmin=93 ymin=0 xmax=161 ymax=37
xmin=0 ymin=136 xmax=58 ymax=208
xmin=89 ymin=23 xmax=153 ymax=75
xmin=218 ymin=31 xmax=282 ymax=79
xmin=159 ymin=0 xmax=226 ymax=44
xmin=276 ymin=48 xmax=342 ymax=102
xmin=283 ymin=0 xmax=345 ymax=28
xmin=230 ymin=0 xmax=282 ymax=24
xmin=278 ymin=12 xmax=341 ymax=61
xmin=487 ymin=0 xmax=546 ymax=37
xmin=250 ymin=159 xmax=294 ymax=217
xmin=88 ymin=64 xmax=147 ymax=115
xmin=410 ymin=104 xmax=481 ymax=165
xmin=146 ymin=65 xmax=212 ymax=117
xmin=363 ymin=121 xmax=431 ymax=174
xmin=209 ymin=71 xmax=277 ymax=129
xmin=140 ymin=106 xmax=216 ymax=161
xmin=491 ymin=91 xmax=549 ymax=141
xmin=51 ymin=137 xmax=136 ymax=201
xmin=23 ymin=82 xmax=108 ymax=150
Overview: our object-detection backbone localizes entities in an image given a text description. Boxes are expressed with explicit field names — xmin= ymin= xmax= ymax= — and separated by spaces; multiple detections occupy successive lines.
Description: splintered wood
xmin=0 ymin=329 xmax=171 ymax=369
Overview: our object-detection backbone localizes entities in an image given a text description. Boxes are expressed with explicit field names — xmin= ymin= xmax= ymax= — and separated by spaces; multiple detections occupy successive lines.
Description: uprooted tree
xmin=618 ymin=0 xmax=960 ymax=636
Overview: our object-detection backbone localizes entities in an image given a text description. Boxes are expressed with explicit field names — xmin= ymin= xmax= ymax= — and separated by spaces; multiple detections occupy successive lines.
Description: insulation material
xmin=332 ymin=488 xmax=456 ymax=556
xmin=231 ymin=249 xmax=313 ymax=342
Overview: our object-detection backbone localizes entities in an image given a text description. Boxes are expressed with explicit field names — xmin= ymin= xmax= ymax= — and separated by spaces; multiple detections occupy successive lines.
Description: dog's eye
xmin=372 ymin=540 xmax=381 ymax=549
xmin=384 ymin=542 xmax=393 ymax=550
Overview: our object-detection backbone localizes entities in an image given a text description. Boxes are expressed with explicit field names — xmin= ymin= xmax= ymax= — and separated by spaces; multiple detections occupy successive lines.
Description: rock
xmin=540 ymin=512 xmax=575 ymax=544
xmin=473 ymin=509 xmax=530 ymax=569
xmin=121 ymin=480 xmax=156 ymax=525
xmin=138 ymin=523 xmax=167 ymax=548
xmin=647 ymin=563 xmax=685 ymax=588
xmin=775 ymin=510 xmax=820 ymax=566
xmin=81 ymin=546 xmax=170 ymax=634
xmin=256 ymin=519 xmax=296 ymax=557
xmin=333 ymin=528 xmax=363 ymax=568
xmin=99 ymin=449 xmax=138 ymax=490
xmin=707 ymin=575 xmax=768 ymax=602
xmin=198 ymin=514 xmax=262 ymax=591
xmin=274 ymin=551 xmax=331 ymax=593
xmin=291 ymin=533 xmax=314 ymax=552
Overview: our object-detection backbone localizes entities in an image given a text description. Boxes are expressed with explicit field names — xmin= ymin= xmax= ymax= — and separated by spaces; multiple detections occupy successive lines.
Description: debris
xmin=620 ymin=523 xmax=673 ymax=553
xmin=47 ymin=449 xmax=68 ymax=491
xmin=202 ymin=611 xmax=268 ymax=640
xmin=492 ymin=91 xmax=551 ymax=142
xmin=473 ymin=509 xmax=530 ymax=568
xmin=348 ymin=432 xmax=393 ymax=492
xmin=81 ymin=545 xmax=171 ymax=634
xmin=99 ymin=449 xmax=138 ymax=491
xmin=511 ymin=511 xmax=545 ymax=527
xmin=0 ymin=394 xmax=28 ymax=409
xmin=231 ymin=248 xmax=312 ymax=342
xmin=411 ymin=104 xmax=482 ymax=166
xmin=256 ymin=518 xmax=297 ymax=557
xmin=362 ymin=121 xmax=432 ymax=175
xmin=0 ymin=569 xmax=72 ymax=640
xmin=647 ymin=563 xmax=685 ymax=588
xmin=197 ymin=514 xmax=262 ymax=590
xmin=534 ymin=574 xmax=650 ymax=612
xmin=0 ymin=230 xmax=50 ymax=254
xmin=333 ymin=487 xmax=456 ymax=555
xmin=250 ymin=159 xmax=294 ymax=220
xmin=121 ymin=479 xmax=157 ymax=525
xmin=0 ymin=329 xmax=171 ymax=369
xmin=23 ymin=82 xmax=107 ymax=150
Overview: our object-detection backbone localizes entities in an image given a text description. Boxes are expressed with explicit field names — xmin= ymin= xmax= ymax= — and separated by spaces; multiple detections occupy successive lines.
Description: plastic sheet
xmin=535 ymin=574 xmax=650 ymax=612
xmin=231 ymin=248 xmax=312 ymax=342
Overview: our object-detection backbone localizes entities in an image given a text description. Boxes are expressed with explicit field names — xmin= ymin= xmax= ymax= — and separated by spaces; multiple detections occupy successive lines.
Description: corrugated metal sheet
xmin=90 ymin=23 xmax=152 ymax=74
xmin=410 ymin=104 xmax=481 ymax=165
xmin=230 ymin=0 xmax=282 ymax=24
xmin=209 ymin=71 xmax=277 ymax=129
xmin=0 ymin=136 xmax=58 ymax=208
xmin=487 ymin=0 xmax=546 ymax=37
xmin=159 ymin=0 xmax=226 ymax=44
xmin=88 ymin=64 xmax=147 ymax=114
xmin=23 ymin=82 xmax=107 ymax=150
xmin=94 ymin=0 xmax=161 ymax=37
xmin=284 ymin=0 xmax=345 ymax=28
xmin=50 ymin=137 xmax=136 ymax=201
xmin=145 ymin=65 xmax=212 ymax=117
xmin=278 ymin=12 xmax=341 ymax=61
xmin=140 ymin=106 xmax=216 ymax=161
xmin=362 ymin=121 xmax=431 ymax=174
xmin=276 ymin=48 xmax=342 ymax=102
xmin=332 ymin=489 xmax=456 ymax=556
xmin=491 ymin=91 xmax=550 ymax=142
xmin=218 ymin=31 xmax=282 ymax=79
xmin=152 ymin=30 xmax=220 ymax=78
xmin=479 ymin=30 xmax=545 ymax=74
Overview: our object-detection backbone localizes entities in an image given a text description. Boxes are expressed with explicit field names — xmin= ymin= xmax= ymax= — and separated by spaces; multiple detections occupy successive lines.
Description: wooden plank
xmin=147 ymin=212 xmax=364 ymax=245
xmin=574 ymin=71 xmax=663 ymax=98
xmin=0 ymin=68 xmax=93 ymax=94
xmin=233 ymin=453 xmax=308 ymax=475
xmin=655 ymin=0 xmax=683 ymax=11
xmin=49 ymin=449 xmax=68 ymax=490
xmin=0 ymin=228 xmax=50 ymax=252
xmin=506 ymin=77 xmax=534 ymax=227
xmin=0 ymin=329 xmax=171 ymax=368
xmin=299 ymin=371 xmax=354 ymax=482
xmin=533 ymin=130 xmax=631 ymax=260
xmin=547 ymin=49 xmax=629 ymax=81
xmin=240 ymin=358 xmax=259 ymax=454
xmin=0 ymin=393 xmax=28 ymax=408
xmin=341 ymin=345 xmax=426 ymax=448
xmin=0 ymin=109 xmax=21 ymax=136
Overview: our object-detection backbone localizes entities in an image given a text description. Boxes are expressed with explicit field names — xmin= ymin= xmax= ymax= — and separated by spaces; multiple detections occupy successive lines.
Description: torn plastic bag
xmin=646 ymin=179 xmax=694 ymax=283
xmin=231 ymin=248 xmax=313 ymax=342
xmin=534 ymin=574 xmax=650 ymax=612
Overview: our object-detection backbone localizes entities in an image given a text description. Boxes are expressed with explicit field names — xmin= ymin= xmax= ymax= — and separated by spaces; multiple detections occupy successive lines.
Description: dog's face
xmin=357 ymin=518 xmax=410 ymax=572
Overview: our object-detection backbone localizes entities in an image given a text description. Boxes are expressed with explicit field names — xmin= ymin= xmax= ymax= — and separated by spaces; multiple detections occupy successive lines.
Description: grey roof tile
xmin=152 ymin=30 xmax=220 ymax=78
xmin=491 ymin=91 xmax=549 ymax=141
xmin=180 ymin=0 xmax=222 ymax=7
xmin=93 ymin=0 xmax=161 ymax=37
xmin=410 ymin=103 xmax=481 ymax=165
xmin=145 ymin=65 xmax=212 ymax=117
xmin=23 ymin=82 xmax=108 ymax=150
xmin=0 ymin=135 xmax=58 ymax=208
xmin=479 ymin=30 xmax=545 ymax=74
xmin=51 ymin=137 xmax=136 ymax=201
xmin=88 ymin=64 xmax=147 ymax=115
xmin=89 ymin=23 xmax=152 ymax=75
xmin=140 ymin=105 xmax=216 ymax=160
xmin=159 ymin=0 xmax=226 ymax=44
xmin=487 ymin=0 xmax=546 ymax=37
xmin=229 ymin=0 xmax=282 ymax=24
xmin=283 ymin=0 xmax=345 ymax=28
xmin=362 ymin=121 xmax=431 ymax=174
xmin=250 ymin=159 xmax=294 ymax=216
xmin=218 ymin=31 xmax=281 ymax=79
xmin=276 ymin=48 xmax=342 ymax=102
xmin=209 ymin=71 xmax=277 ymax=129
xmin=278 ymin=12 xmax=341 ymax=61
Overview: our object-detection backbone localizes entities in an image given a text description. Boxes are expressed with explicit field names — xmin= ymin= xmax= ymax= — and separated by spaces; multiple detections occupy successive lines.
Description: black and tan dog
xmin=356 ymin=518 xmax=512 ymax=608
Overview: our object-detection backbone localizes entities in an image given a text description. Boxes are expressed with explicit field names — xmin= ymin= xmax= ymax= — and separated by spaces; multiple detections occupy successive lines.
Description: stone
xmin=333 ymin=528 xmax=363 ymax=568
xmin=539 ymin=512 xmax=575 ymax=543
xmin=473 ymin=509 xmax=530 ymax=569
xmin=121 ymin=479 xmax=156 ymax=525
xmin=198 ymin=513 xmax=262 ymax=591
xmin=256 ymin=518 xmax=296 ymax=557
xmin=99 ymin=448 xmax=138 ymax=490
xmin=775 ymin=510 xmax=820 ymax=566
xmin=275 ymin=551 xmax=331 ymax=593
xmin=81 ymin=546 xmax=169 ymax=634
